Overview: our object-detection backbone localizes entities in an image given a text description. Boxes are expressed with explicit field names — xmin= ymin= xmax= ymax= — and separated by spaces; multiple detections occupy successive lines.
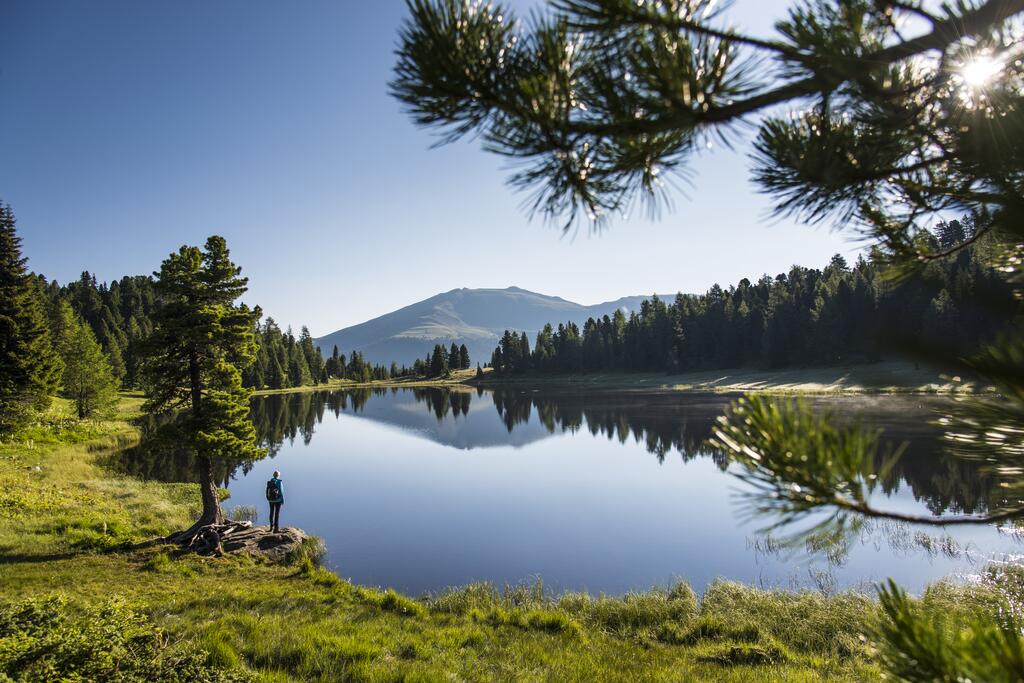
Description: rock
xmin=180 ymin=522 xmax=309 ymax=562
xmin=220 ymin=525 xmax=309 ymax=562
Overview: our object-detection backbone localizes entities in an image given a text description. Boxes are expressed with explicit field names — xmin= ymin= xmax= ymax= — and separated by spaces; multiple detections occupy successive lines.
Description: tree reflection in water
xmin=112 ymin=387 xmax=1005 ymax=520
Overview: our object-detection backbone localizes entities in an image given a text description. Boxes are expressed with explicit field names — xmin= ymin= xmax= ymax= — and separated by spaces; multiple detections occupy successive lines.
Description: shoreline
xmin=252 ymin=360 xmax=987 ymax=398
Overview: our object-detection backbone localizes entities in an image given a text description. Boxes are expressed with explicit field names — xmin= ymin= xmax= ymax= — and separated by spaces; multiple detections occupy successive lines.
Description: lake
xmin=122 ymin=386 xmax=1022 ymax=596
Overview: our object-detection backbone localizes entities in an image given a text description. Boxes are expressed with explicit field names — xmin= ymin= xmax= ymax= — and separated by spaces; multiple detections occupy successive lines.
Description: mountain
xmin=314 ymin=286 xmax=669 ymax=367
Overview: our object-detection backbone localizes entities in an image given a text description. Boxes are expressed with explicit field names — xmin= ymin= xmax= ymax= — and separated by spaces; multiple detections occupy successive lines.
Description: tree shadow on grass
xmin=0 ymin=545 xmax=78 ymax=564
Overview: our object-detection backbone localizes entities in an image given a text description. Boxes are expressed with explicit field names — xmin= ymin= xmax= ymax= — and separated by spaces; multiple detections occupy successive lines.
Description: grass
xmin=0 ymin=395 xmax=1017 ymax=681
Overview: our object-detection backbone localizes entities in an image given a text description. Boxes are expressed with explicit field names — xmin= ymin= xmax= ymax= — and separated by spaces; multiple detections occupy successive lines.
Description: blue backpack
xmin=266 ymin=478 xmax=281 ymax=501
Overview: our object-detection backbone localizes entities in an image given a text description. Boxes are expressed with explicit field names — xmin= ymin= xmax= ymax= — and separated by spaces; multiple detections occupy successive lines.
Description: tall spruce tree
xmin=141 ymin=236 xmax=263 ymax=534
xmin=459 ymin=343 xmax=470 ymax=370
xmin=0 ymin=204 xmax=62 ymax=434
xmin=394 ymin=1 xmax=1024 ymax=676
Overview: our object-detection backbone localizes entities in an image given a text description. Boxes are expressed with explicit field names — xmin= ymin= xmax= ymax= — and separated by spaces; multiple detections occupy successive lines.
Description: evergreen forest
xmin=489 ymin=222 xmax=1015 ymax=376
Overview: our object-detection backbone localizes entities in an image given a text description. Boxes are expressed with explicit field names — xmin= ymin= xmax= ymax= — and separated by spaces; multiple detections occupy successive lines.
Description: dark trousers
xmin=269 ymin=502 xmax=282 ymax=530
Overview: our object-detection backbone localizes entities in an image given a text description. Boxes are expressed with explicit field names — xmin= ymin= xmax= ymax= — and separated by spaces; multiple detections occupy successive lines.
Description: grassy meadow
xmin=1 ymin=394 xmax=1018 ymax=681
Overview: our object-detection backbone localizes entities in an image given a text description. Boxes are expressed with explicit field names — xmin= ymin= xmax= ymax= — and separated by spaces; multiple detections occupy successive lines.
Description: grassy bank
xmin=0 ymin=398 xmax=1014 ymax=681
xmin=254 ymin=361 xmax=985 ymax=398
xmin=472 ymin=360 xmax=987 ymax=395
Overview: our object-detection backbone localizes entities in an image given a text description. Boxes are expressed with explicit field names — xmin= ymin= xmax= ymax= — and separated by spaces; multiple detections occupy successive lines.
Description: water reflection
xmin=244 ymin=387 xmax=1001 ymax=519
xmin=116 ymin=387 xmax=1004 ymax=519
xmin=110 ymin=386 xmax=1018 ymax=594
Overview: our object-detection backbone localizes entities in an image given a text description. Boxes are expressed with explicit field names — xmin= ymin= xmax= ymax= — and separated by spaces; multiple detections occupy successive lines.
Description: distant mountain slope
xmin=314 ymin=287 xmax=668 ymax=367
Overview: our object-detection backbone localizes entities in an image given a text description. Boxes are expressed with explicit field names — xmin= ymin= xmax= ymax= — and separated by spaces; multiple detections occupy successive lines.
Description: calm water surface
xmin=124 ymin=387 xmax=1022 ymax=595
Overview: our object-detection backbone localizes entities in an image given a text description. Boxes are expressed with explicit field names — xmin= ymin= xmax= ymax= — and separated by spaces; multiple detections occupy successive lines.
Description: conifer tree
xmin=61 ymin=316 xmax=119 ymax=419
xmin=459 ymin=343 xmax=470 ymax=369
xmin=448 ymin=342 xmax=460 ymax=372
xmin=430 ymin=344 xmax=448 ymax=377
xmin=141 ymin=236 xmax=263 ymax=534
xmin=0 ymin=204 xmax=62 ymax=433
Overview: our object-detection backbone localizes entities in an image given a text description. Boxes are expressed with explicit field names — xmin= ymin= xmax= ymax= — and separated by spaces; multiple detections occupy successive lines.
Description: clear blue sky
xmin=1 ymin=0 xmax=855 ymax=335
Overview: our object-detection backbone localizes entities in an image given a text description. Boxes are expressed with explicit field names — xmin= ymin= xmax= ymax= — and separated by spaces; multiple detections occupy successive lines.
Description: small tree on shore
xmin=141 ymin=236 xmax=263 ymax=535
xmin=61 ymin=315 xmax=119 ymax=419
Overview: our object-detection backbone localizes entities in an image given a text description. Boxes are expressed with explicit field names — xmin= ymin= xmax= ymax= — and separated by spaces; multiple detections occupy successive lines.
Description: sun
xmin=960 ymin=54 xmax=1005 ymax=88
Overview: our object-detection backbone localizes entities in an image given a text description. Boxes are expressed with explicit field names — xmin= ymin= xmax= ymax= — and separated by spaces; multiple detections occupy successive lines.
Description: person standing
xmin=266 ymin=470 xmax=284 ymax=533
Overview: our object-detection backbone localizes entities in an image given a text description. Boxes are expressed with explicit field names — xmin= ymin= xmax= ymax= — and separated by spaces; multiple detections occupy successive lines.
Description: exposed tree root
xmin=136 ymin=522 xmax=309 ymax=562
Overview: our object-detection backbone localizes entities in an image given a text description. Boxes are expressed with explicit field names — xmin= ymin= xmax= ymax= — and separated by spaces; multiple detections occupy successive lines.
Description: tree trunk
xmin=183 ymin=349 xmax=221 ymax=533
xmin=174 ymin=454 xmax=223 ymax=541
xmin=198 ymin=454 xmax=223 ymax=525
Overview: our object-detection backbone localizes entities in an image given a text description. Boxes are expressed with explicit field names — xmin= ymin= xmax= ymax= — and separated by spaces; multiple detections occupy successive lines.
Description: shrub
xmin=0 ymin=596 xmax=249 ymax=682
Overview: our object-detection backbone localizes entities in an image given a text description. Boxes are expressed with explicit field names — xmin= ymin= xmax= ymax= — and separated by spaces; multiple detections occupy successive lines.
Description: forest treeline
xmin=35 ymin=273 xmax=333 ymax=391
xmin=489 ymin=221 xmax=1015 ymax=375
xmin=36 ymin=270 xmax=473 ymax=392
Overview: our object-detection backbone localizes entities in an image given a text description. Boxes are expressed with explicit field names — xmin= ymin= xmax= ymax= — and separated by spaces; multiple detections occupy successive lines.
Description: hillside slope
xmin=314 ymin=286 xmax=666 ymax=366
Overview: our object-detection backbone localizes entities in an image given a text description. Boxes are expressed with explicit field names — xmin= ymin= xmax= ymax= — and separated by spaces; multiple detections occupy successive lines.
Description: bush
xmin=0 ymin=596 xmax=249 ymax=682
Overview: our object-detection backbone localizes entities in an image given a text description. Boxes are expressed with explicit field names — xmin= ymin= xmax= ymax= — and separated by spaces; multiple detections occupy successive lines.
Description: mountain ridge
xmin=314 ymin=286 xmax=673 ymax=367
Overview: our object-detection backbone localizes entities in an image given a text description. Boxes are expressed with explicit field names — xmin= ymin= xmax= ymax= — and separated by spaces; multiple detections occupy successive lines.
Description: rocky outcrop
xmin=181 ymin=521 xmax=309 ymax=561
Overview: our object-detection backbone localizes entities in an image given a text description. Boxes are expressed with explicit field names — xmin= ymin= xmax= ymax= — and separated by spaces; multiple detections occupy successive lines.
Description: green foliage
xmin=394 ymin=0 xmax=1024 ymax=246
xmin=709 ymin=395 xmax=898 ymax=530
xmin=873 ymin=579 xmax=1024 ymax=682
xmin=0 ymin=596 xmax=249 ymax=682
xmin=60 ymin=314 xmax=120 ymax=419
xmin=44 ymin=271 xmax=160 ymax=390
xmin=0 ymin=204 xmax=62 ymax=434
